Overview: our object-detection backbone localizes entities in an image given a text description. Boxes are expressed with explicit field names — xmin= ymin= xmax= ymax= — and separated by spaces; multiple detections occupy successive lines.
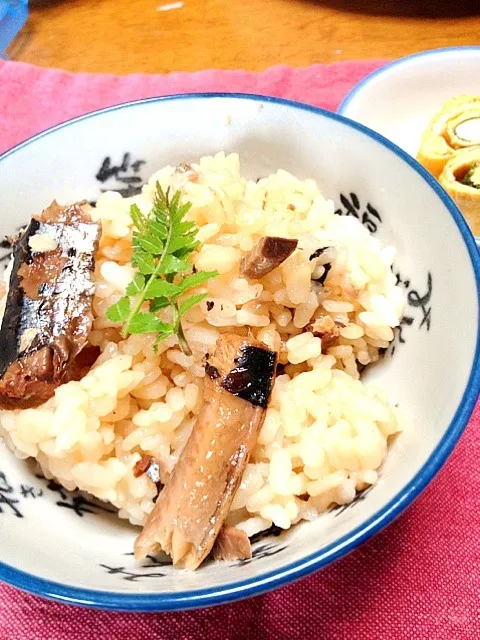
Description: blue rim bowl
xmin=0 ymin=94 xmax=479 ymax=611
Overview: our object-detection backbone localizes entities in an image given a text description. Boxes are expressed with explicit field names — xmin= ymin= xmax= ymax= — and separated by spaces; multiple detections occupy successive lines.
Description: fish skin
xmin=134 ymin=334 xmax=277 ymax=570
xmin=0 ymin=202 xmax=101 ymax=409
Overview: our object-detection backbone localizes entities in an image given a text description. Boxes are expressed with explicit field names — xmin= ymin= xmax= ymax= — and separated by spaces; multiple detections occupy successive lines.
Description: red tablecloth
xmin=0 ymin=59 xmax=479 ymax=640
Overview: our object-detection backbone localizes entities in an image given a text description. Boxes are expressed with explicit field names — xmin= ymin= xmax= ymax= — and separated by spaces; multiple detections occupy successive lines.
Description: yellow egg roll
xmin=417 ymin=95 xmax=480 ymax=178
xmin=439 ymin=146 xmax=480 ymax=235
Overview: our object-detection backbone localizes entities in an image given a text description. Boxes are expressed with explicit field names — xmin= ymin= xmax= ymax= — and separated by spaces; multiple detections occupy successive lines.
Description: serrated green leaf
xmin=160 ymin=254 xmax=191 ymax=274
xmin=175 ymin=221 xmax=196 ymax=234
xmin=168 ymin=235 xmax=199 ymax=254
xmin=155 ymin=183 xmax=168 ymax=203
xmin=127 ymin=313 xmax=171 ymax=335
xmin=169 ymin=190 xmax=181 ymax=212
xmin=130 ymin=204 xmax=148 ymax=234
xmin=123 ymin=183 xmax=214 ymax=355
xmin=176 ymin=270 xmax=218 ymax=294
xmin=132 ymin=232 xmax=141 ymax=249
xmin=173 ymin=243 xmax=200 ymax=259
xmin=179 ymin=293 xmax=208 ymax=317
xmin=150 ymin=296 xmax=170 ymax=312
xmin=153 ymin=329 xmax=175 ymax=346
xmin=126 ymin=273 xmax=145 ymax=296
xmin=137 ymin=234 xmax=164 ymax=255
xmin=144 ymin=279 xmax=181 ymax=299
xmin=147 ymin=219 xmax=168 ymax=239
xmin=106 ymin=296 xmax=130 ymax=323
xmin=132 ymin=249 xmax=155 ymax=274
xmin=175 ymin=231 xmax=198 ymax=246
xmin=173 ymin=201 xmax=191 ymax=221
xmin=152 ymin=202 xmax=167 ymax=220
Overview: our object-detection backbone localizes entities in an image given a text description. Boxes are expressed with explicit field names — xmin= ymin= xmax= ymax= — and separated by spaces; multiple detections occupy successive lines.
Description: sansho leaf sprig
xmin=106 ymin=183 xmax=218 ymax=356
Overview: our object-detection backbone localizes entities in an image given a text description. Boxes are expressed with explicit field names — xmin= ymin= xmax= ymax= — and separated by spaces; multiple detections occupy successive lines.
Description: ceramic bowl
xmin=0 ymin=94 xmax=479 ymax=611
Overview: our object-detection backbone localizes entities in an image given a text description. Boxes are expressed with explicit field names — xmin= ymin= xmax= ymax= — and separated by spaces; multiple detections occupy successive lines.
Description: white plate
xmin=338 ymin=47 xmax=480 ymax=159
xmin=339 ymin=47 xmax=480 ymax=247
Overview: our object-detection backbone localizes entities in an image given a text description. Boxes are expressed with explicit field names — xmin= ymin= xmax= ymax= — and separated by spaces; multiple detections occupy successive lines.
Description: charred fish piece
xmin=134 ymin=333 xmax=277 ymax=570
xmin=240 ymin=236 xmax=298 ymax=279
xmin=0 ymin=201 xmax=101 ymax=409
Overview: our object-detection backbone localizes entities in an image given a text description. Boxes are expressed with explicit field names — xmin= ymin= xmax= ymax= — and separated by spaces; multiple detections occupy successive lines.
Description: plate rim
xmin=1 ymin=92 xmax=479 ymax=612
xmin=338 ymin=45 xmax=480 ymax=248
xmin=337 ymin=45 xmax=480 ymax=116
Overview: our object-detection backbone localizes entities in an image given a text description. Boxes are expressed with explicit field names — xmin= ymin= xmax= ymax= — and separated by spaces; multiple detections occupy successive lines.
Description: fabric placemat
xmin=0 ymin=60 xmax=382 ymax=154
xmin=0 ymin=59 xmax=479 ymax=640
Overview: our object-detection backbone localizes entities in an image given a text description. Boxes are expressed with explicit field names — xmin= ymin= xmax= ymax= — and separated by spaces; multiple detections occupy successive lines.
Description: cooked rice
xmin=0 ymin=152 xmax=405 ymax=535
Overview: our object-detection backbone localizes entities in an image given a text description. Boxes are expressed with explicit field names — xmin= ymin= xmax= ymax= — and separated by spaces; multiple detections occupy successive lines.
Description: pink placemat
xmin=0 ymin=59 xmax=479 ymax=640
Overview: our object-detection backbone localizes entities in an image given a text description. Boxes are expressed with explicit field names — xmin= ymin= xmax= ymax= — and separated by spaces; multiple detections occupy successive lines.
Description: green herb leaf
xmin=168 ymin=235 xmax=199 ymax=254
xmin=106 ymin=296 xmax=130 ymax=323
xmin=176 ymin=270 xmax=219 ymax=294
xmin=175 ymin=202 xmax=192 ymax=221
xmin=137 ymin=234 xmax=164 ymax=255
xmin=179 ymin=293 xmax=208 ymax=317
xmin=150 ymin=297 xmax=170 ymax=312
xmin=126 ymin=273 xmax=145 ymax=296
xmin=160 ymin=254 xmax=191 ymax=274
xmin=130 ymin=204 xmax=148 ymax=234
xmin=148 ymin=219 xmax=168 ymax=239
xmin=176 ymin=221 xmax=196 ymax=235
xmin=106 ymin=183 xmax=218 ymax=354
xmin=132 ymin=249 xmax=156 ymax=275
xmin=128 ymin=313 xmax=171 ymax=335
xmin=144 ymin=280 xmax=181 ymax=299
xmin=153 ymin=329 xmax=175 ymax=346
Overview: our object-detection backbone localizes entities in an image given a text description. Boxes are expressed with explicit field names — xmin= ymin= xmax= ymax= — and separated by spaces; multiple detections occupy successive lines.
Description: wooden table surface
xmin=8 ymin=0 xmax=480 ymax=75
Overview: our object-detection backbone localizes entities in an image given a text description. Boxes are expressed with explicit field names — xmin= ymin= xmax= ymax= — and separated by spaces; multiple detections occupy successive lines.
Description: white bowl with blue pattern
xmin=0 ymin=94 xmax=479 ymax=611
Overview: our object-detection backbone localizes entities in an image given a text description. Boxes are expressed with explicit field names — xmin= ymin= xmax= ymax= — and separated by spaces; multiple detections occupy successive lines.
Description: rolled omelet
xmin=439 ymin=146 xmax=480 ymax=235
xmin=417 ymin=95 xmax=480 ymax=178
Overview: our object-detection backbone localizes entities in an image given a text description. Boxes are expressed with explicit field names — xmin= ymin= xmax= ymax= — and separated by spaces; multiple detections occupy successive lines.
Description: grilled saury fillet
xmin=0 ymin=201 xmax=101 ymax=409
xmin=134 ymin=333 xmax=277 ymax=570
